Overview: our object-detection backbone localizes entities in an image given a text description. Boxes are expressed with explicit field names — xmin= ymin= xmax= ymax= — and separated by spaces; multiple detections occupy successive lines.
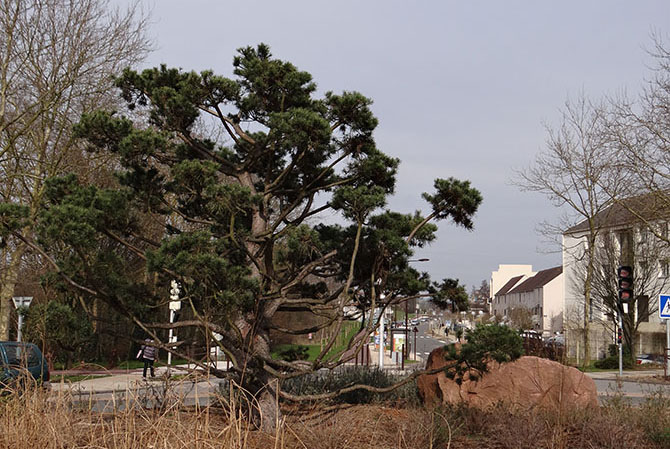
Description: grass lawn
xmin=272 ymin=321 xmax=361 ymax=362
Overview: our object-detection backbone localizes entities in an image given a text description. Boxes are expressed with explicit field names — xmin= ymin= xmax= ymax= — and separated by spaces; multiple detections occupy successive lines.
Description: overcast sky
xmin=124 ymin=1 xmax=670 ymax=290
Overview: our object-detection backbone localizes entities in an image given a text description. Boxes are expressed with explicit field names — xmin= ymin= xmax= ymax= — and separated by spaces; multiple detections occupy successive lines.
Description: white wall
xmin=542 ymin=273 xmax=564 ymax=332
xmin=491 ymin=275 xmax=528 ymax=318
xmin=490 ymin=264 xmax=535 ymax=300
xmin=562 ymin=233 xmax=586 ymax=326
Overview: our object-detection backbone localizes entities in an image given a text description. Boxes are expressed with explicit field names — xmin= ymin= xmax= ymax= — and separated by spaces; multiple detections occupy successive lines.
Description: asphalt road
xmin=591 ymin=376 xmax=670 ymax=405
xmin=409 ymin=320 xmax=450 ymax=359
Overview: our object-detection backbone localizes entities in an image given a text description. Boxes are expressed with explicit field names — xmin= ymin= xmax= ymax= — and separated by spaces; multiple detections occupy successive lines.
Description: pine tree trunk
xmin=253 ymin=374 xmax=281 ymax=433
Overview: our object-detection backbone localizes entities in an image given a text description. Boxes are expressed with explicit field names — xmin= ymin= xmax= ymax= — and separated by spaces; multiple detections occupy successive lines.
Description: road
xmin=590 ymin=375 xmax=670 ymax=405
xmin=408 ymin=320 xmax=451 ymax=359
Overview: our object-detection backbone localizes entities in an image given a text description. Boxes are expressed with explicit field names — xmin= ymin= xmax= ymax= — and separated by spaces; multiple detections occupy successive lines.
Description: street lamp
xmin=12 ymin=296 xmax=32 ymax=342
xmin=405 ymin=258 xmax=429 ymax=359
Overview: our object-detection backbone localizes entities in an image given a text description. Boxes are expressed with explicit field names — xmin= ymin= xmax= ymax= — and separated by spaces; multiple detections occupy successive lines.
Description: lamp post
xmin=413 ymin=326 xmax=418 ymax=360
xmin=405 ymin=258 xmax=429 ymax=359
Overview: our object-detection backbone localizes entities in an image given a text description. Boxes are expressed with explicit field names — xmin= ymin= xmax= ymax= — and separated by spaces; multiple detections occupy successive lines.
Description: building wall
xmin=563 ymin=227 xmax=670 ymax=359
xmin=491 ymin=271 xmax=563 ymax=334
xmin=491 ymin=275 xmax=528 ymax=318
xmin=490 ymin=265 xmax=535 ymax=302
xmin=542 ymin=275 xmax=564 ymax=333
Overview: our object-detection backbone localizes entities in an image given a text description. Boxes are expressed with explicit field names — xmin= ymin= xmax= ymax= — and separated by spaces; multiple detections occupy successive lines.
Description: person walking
xmin=137 ymin=338 xmax=157 ymax=378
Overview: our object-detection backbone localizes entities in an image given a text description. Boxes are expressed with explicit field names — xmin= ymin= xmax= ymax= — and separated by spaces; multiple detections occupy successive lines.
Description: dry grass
xmin=0 ymin=380 xmax=667 ymax=449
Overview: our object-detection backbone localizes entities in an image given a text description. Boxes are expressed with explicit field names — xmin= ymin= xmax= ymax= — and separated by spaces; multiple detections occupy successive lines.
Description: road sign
xmin=660 ymin=294 xmax=670 ymax=319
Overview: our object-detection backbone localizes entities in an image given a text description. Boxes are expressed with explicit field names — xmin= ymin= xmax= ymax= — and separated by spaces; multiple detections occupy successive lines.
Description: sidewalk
xmin=428 ymin=325 xmax=454 ymax=341
xmin=585 ymin=368 xmax=667 ymax=383
xmin=367 ymin=346 xmax=424 ymax=368
xmin=50 ymin=362 xmax=230 ymax=394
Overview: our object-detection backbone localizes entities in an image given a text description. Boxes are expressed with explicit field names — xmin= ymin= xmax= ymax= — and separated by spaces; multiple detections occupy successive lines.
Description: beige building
xmin=491 ymin=265 xmax=564 ymax=334
xmin=562 ymin=197 xmax=669 ymax=361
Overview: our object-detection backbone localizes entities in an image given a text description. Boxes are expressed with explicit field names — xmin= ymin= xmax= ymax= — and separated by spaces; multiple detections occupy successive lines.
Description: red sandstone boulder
xmin=417 ymin=347 xmax=598 ymax=411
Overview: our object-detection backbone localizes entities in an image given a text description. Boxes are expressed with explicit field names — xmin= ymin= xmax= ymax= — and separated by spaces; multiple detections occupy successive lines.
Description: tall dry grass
xmin=0 ymin=376 xmax=668 ymax=449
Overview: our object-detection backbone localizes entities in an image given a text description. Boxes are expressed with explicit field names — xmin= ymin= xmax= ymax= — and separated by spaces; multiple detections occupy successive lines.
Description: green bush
xmin=276 ymin=345 xmax=309 ymax=362
xmin=594 ymin=354 xmax=634 ymax=369
xmin=444 ymin=323 xmax=524 ymax=384
xmin=281 ymin=367 xmax=420 ymax=405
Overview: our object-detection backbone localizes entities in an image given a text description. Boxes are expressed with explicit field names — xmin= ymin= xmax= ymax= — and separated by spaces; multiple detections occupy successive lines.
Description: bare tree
xmin=573 ymin=228 xmax=670 ymax=359
xmin=603 ymin=34 xmax=670 ymax=237
xmin=515 ymin=95 xmax=621 ymax=366
xmin=507 ymin=306 xmax=534 ymax=330
xmin=0 ymin=0 xmax=150 ymax=339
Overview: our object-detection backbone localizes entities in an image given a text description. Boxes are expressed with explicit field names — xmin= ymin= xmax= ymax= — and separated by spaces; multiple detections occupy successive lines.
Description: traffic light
xmin=617 ymin=265 xmax=633 ymax=303
xmin=617 ymin=327 xmax=623 ymax=345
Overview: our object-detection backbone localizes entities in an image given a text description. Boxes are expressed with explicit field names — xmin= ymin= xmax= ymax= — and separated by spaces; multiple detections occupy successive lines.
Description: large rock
xmin=417 ymin=347 xmax=598 ymax=411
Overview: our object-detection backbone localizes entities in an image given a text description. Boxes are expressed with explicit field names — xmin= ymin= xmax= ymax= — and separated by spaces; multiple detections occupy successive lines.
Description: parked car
xmin=544 ymin=335 xmax=565 ymax=346
xmin=0 ymin=342 xmax=49 ymax=388
xmin=636 ymin=354 xmax=664 ymax=365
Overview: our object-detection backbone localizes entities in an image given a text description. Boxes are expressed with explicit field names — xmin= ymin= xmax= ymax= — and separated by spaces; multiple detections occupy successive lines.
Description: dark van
xmin=0 ymin=342 xmax=49 ymax=387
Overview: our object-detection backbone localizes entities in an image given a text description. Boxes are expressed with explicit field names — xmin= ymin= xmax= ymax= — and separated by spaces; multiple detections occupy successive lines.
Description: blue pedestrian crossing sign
xmin=660 ymin=295 xmax=670 ymax=319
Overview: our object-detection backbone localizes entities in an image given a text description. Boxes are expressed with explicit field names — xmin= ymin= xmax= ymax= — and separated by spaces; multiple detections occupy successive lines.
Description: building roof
xmin=494 ymin=275 xmax=524 ymax=297
xmin=508 ymin=266 xmax=563 ymax=294
xmin=564 ymin=193 xmax=670 ymax=234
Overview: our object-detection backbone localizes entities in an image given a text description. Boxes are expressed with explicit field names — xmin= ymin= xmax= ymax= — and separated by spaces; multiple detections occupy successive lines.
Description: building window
xmin=660 ymin=260 xmax=669 ymax=278
xmin=637 ymin=296 xmax=649 ymax=322
xmin=640 ymin=259 xmax=650 ymax=276
xmin=602 ymin=264 xmax=612 ymax=277
xmin=639 ymin=226 xmax=651 ymax=245
xmin=661 ymin=222 xmax=668 ymax=241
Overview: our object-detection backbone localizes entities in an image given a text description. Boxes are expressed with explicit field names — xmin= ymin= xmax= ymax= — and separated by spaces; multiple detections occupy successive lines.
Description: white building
xmin=490 ymin=264 xmax=535 ymax=305
xmin=491 ymin=266 xmax=564 ymax=334
xmin=562 ymin=196 xmax=669 ymax=361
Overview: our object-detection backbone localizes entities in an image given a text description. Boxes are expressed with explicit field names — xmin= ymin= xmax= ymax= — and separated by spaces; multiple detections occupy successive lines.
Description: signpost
xmin=659 ymin=294 xmax=670 ymax=377
xmin=413 ymin=326 xmax=418 ymax=360
xmin=12 ymin=296 xmax=32 ymax=342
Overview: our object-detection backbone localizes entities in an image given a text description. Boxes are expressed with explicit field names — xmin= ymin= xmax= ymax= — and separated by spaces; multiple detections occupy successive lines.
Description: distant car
xmin=544 ymin=335 xmax=565 ymax=346
xmin=0 ymin=342 xmax=50 ymax=388
xmin=636 ymin=354 xmax=664 ymax=365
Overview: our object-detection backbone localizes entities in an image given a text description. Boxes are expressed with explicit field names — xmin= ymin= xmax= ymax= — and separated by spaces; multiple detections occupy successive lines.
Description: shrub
xmin=594 ymin=355 xmax=634 ymax=369
xmin=280 ymin=366 xmax=420 ymax=405
xmin=276 ymin=345 xmax=309 ymax=362
xmin=444 ymin=323 xmax=524 ymax=384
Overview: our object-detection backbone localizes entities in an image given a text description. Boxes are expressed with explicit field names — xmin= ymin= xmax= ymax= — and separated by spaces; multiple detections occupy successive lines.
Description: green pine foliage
xmin=0 ymin=44 xmax=483 ymax=404
xmin=444 ymin=324 xmax=524 ymax=384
